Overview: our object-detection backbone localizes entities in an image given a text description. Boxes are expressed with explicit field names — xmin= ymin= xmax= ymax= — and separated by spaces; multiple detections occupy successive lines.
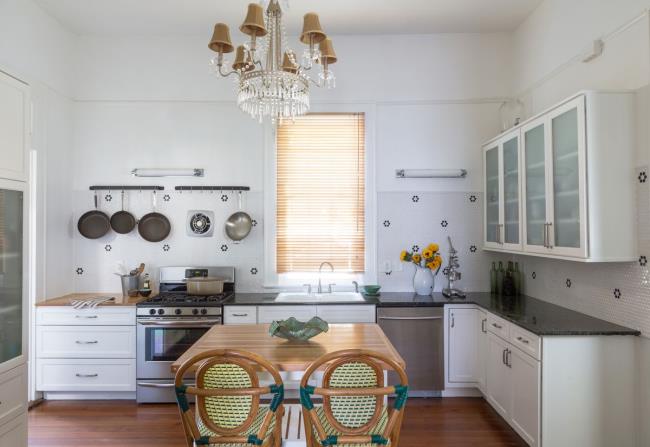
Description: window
xmin=276 ymin=113 xmax=365 ymax=273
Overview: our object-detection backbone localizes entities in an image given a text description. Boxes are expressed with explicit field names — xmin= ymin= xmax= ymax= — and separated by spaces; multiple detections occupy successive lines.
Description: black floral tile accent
xmin=441 ymin=220 xmax=448 ymax=228
xmin=383 ymin=220 xmax=391 ymax=228
xmin=104 ymin=194 xmax=112 ymax=202
xmin=411 ymin=195 xmax=420 ymax=203
xmin=104 ymin=245 xmax=112 ymax=252
xmin=76 ymin=267 xmax=84 ymax=275
xmin=162 ymin=244 xmax=170 ymax=252
xmin=469 ymin=245 xmax=477 ymax=253
xmin=220 ymin=244 xmax=229 ymax=252
xmin=384 ymin=271 xmax=392 ymax=276
xmin=252 ymin=220 xmax=258 ymax=227
xmin=640 ymin=256 xmax=647 ymax=267
xmin=163 ymin=194 xmax=171 ymax=202
xmin=613 ymin=288 xmax=622 ymax=299
xmin=531 ymin=271 xmax=536 ymax=279
xmin=443 ymin=267 xmax=450 ymax=277
xmin=412 ymin=245 xmax=420 ymax=252
xmin=566 ymin=278 xmax=572 ymax=288
xmin=639 ymin=171 xmax=647 ymax=183
xmin=221 ymin=194 xmax=229 ymax=202
xmin=469 ymin=195 xmax=477 ymax=203
xmin=250 ymin=267 xmax=258 ymax=275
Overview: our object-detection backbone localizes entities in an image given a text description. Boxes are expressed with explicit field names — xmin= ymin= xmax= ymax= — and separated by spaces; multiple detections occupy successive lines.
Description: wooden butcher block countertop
xmin=35 ymin=293 xmax=148 ymax=307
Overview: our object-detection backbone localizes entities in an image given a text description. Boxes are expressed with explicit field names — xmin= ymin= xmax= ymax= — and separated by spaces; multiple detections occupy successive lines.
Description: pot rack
xmin=174 ymin=186 xmax=250 ymax=191
xmin=89 ymin=185 xmax=165 ymax=191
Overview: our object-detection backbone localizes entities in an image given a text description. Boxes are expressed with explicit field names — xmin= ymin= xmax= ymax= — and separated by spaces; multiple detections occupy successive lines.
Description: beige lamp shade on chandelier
xmin=208 ymin=0 xmax=337 ymax=123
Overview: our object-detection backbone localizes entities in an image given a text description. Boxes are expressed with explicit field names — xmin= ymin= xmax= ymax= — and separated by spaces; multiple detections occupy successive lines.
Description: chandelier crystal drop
xmin=208 ymin=1 xmax=337 ymax=124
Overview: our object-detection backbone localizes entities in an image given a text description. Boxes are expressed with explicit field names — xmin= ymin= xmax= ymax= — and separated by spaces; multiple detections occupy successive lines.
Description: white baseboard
xmin=43 ymin=391 xmax=136 ymax=400
xmin=441 ymin=388 xmax=483 ymax=397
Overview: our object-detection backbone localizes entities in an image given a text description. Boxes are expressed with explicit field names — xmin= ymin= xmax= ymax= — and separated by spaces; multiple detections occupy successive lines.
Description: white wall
xmin=0 ymin=0 xmax=76 ymax=301
xmin=69 ymin=32 xmax=510 ymax=293
xmin=510 ymin=2 xmax=650 ymax=445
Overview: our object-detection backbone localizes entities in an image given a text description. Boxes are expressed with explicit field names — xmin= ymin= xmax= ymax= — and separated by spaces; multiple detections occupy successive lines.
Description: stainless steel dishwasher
xmin=377 ymin=307 xmax=444 ymax=397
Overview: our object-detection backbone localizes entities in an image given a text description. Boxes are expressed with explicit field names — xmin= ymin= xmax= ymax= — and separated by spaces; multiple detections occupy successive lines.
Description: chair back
xmin=174 ymin=349 xmax=284 ymax=446
xmin=300 ymin=349 xmax=408 ymax=446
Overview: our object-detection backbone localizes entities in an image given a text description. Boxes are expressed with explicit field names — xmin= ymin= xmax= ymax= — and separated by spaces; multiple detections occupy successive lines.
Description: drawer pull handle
xmin=76 ymin=373 xmax=98 ymax=378
xmin=232 ymin=313 xmax=249 ymax=317
xmin=75 ymin=340 xmax=99 ymax=344
xmin=75 ymin=315 xmax=98 ymax=319
xmin=492 ymin=323 xmax=502 ymax=329
xmin=516 ymin=336 xmax=529 ymax=344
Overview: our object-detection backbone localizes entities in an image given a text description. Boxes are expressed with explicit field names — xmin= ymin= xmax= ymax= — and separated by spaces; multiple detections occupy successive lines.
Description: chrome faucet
xmin=352 ymin=281 xmax=359 ymax=293
xmin=442 ymin=236 xmax=466 ymax=298
xmin=318 ymin=262 xmax=334 ymax=293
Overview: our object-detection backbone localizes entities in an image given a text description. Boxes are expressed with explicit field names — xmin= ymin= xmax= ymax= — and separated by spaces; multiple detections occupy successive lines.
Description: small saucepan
xmin=110 ymin=190 xmax=137 ymax=234
xmin=77 ymin=192 xmax=111 ymax=239
xmin=138 ymin=191 xmax=171 ymax=242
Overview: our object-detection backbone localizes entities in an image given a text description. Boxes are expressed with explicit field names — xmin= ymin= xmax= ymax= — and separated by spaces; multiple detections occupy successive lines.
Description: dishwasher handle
xmin=377 ymin=316 xmax=443 ymax=321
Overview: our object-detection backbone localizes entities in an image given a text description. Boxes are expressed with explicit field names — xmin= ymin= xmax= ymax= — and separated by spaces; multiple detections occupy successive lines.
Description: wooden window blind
xmin=276 ymin=113 xmax=365 ymax=273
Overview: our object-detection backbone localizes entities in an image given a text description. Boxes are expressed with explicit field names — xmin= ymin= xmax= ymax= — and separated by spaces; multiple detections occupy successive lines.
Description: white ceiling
xmin=35 ymin=0 xmax=542 ymax=36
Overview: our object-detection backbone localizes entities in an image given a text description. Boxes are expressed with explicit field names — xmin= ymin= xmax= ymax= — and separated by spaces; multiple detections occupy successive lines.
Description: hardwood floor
xmin=28 ymin=398 xmax=527 ymax=447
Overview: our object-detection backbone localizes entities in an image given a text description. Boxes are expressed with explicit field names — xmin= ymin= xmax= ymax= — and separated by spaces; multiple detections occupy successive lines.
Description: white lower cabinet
xmin=224 ymin=306 xmax=258 ymax=324
xmin=486 ymin=332 xmax=512 ymax=418
xmin=0 ymin=364 xmax=27 ymax=428
xmin=477 ymin=310 xmax=488 ymax=393
xmin=316 ymin=305 xmax=375 ymax=323
xmin=447 ymin=307 xmax=479 ymax=383
xmin=257 ymin=305 xmax=317 ymax=324
xmin=0 ymin=412 xmax=27 ymax=447
xmin=248 ymin=304 xmax=376 ymax=324
xmin=37 ymin=358 xmax=136 ymax=392
xmin=510 ymin=346 xmax=540 ymax=446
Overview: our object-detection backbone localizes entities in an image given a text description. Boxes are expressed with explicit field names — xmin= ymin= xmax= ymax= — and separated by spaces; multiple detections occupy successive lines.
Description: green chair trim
xmin=175 ymin=384 xmax=190 ymax=412
xmin=194 ymin=436 xmax=211 ymax=445
xmin=247 ymin=434 xmax=264 ymax=445
xmin=393 ymin=385 xmax=408 ymax=410
xmin=300 ymin=385 xmax=316 ymax=410
xmin=321 ymin=435 xmax=338 ymax=446
xmin=370 ymin=434 xmax=389 ymax=445
xmin=269 ymin=384 xmax=284 ymax=412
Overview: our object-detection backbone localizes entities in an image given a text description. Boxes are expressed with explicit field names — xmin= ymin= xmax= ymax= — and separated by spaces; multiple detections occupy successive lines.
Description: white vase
xmin=413 ymin=266 xmax=434 ymax=296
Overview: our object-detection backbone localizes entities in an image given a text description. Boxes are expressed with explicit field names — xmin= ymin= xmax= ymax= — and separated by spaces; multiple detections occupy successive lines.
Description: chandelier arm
xmin=217 ymin=65 xmax=239 ymax=78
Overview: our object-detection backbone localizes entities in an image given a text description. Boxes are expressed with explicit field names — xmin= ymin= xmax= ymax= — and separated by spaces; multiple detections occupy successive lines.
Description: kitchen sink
xmin=275 ymin=292 xmax=366 ymax=303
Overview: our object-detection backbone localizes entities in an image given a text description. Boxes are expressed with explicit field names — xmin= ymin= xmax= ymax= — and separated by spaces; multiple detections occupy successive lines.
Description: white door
xmin=483 ymin=143 xmax=501 ymax=249
xmin=510 ymin=347 xmax=541 ymax=447
xmin=546 ymin=96 xmax=588 ymax=258
xmin=0 ymin=71 xmax=29 ymax=182
xmin=476 ymin=310 xmax=488 ymax=393
xmin=447 ymin=308 xmax=478 ymax=383
xmin=486 ymin=333 xmax=511 ymax=419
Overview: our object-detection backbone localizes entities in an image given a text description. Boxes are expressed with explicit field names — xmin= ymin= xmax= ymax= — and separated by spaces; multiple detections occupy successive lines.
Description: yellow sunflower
xmin=399 ymin=250 xmax=408 ymax=261
xmin=427 ymin=243 xmax=439 ymax=253
xmin=422 ymin=248 xmax=433 ymax=259
xmin=412 ymin=254 xmax=422 ymax=264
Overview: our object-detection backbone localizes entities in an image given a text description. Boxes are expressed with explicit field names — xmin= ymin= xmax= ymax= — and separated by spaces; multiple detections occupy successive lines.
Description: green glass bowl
xmin=269 ymin=316 xmax=329 ymax=341
xmin=363 ymin=285 xmax=381 ymax=296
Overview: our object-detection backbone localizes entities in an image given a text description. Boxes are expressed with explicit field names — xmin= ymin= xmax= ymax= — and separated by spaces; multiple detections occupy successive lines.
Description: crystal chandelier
xmin=208 ymin=1 xmax=337 ymax=123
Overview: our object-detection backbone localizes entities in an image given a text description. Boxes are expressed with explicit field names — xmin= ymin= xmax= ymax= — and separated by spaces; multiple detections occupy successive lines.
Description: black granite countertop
xmin=224 ymin=292 xmax=640 ymax=337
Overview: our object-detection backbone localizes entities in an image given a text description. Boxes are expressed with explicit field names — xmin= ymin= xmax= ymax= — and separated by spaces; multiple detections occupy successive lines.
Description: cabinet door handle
xmin=75 ymin=315 xmax=98 ymax=319
xmin=76 ymin=373 xmax=98 ymax=378
xmin=516 ymin=336 xmax=529 ymax=345
xmin=542 ymin=223 xmax=548 ymax=248
xmin=450 ymin=313 xmax=455 ymax=328
xmin=506 ymin=349 xmax=512 ymax=368
xmin=547 ymin=222 xmax=554 ymax=249
xmin=481 ymin=318 xmax=487 ymax=333
xmin=232 ymin=313 xmax=249 ymax=317
xmin=75 ymin=340 xmax=99 ymax=344
xmin=502 ymin=348 xmax=507 ymax=365
xmin=492 ymin=322 xmax=502 ymax=329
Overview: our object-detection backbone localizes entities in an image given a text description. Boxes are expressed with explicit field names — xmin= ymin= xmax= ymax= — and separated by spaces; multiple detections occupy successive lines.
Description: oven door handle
xmin=137 ymin=319 xmax=221 ymax=327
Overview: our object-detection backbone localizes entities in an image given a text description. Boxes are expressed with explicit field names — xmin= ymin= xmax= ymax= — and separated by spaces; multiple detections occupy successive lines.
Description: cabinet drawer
xmin=37 ymin=307 xmax=135 ymax=326
xmin=36 ymin=326 xmax=136 ymax=358
xmin=510 ymin=325 xmax=540 ymax=361
xmin=317 ymin=305 xmax=376 ymax=323
xmin=0 ymin=364 xmax=27 ymax=427
xmin=258 ymin=305 xmax=316 ymax=324
xmin=487 ymin=313 xmax=510 ymax=340
xmin=37 ymin=358 xmax=136 ymax=392
xmin=224 ymin=306 xmax=257 ymax=324
xmin=0 ymin=412 xmax=27 ymax=447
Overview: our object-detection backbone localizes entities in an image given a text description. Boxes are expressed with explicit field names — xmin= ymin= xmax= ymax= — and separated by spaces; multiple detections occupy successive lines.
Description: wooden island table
xmin=171 ymin=323 xmax=406 ymax=446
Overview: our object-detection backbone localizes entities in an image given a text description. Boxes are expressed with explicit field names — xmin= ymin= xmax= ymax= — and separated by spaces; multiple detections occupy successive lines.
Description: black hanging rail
xmin=89 ymin=185 xmax=165 ymax=191
xmin=174 ymin=186 xmax=250 ymax=191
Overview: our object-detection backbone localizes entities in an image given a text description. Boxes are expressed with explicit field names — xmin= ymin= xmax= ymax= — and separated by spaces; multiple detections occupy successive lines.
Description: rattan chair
xmin=299 ymin=349 xmax=409 ymax=447
xmin=174 ymin=349 xmax=285 ymax=447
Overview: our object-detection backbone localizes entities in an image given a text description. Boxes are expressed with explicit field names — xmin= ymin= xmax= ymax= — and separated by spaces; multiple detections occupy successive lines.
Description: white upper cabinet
xmin=0 ymin=72 xmax=30 ymax=183
xmin=484 ymin=91 xmax=637 ymax=262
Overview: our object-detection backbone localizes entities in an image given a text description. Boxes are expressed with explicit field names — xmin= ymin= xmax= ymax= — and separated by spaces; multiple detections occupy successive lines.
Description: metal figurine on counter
xmin=442 ymin=236 xmax=466 ymax=298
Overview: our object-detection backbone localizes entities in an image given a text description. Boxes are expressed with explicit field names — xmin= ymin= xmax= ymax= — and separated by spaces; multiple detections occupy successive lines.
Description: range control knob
xmin=200 ymin=308 xmax=208 ymax=315
xmin=149 ymin=309 xmax=156 ymax=315
xmin=157 ymin=309 xmax=165 ymax=315
xmin=192 ymin=309 xmax=199 ymax=315
xmin=175 ymin=309 xmax=182 ymax=315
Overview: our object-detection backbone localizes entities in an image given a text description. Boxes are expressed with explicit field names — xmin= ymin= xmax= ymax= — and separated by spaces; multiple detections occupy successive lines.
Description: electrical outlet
xmin=382 ymin=260 xmax=392 ymax=273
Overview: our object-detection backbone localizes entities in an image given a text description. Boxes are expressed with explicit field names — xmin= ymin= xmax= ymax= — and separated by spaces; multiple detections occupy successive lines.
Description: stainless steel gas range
xmin=136 ymin=266 xmax=234 ymax=403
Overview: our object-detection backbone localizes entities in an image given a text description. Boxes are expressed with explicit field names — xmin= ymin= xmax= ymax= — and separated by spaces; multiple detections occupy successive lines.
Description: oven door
xmin=136 ymin=317 xmax=221 ymax=379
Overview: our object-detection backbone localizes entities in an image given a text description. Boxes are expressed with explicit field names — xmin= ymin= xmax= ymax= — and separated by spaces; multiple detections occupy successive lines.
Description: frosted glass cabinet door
xmin=484 ymin=145 xmax=500 ymax=247
xmin=549 ymin=96 xmax=587 ymax=257
xmin=502 ymin=136 xmax=520 ymax=247
xmin=0 ymin=186 xmax=24 ymax=371
xmin=523 ymin=122 xmax=547 ymax=251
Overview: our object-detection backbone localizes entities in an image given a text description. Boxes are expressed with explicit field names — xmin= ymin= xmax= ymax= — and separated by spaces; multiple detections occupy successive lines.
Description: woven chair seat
xmin=197 ymin=405 xmax=276 ymax=447
xmin=312 ymin=405 xmax=391 ymax=447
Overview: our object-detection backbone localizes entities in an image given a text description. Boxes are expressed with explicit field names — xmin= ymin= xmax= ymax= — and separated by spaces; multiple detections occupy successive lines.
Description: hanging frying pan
xmin=225 ymin=191 xmax=252 ymax=242
xmin=110 ymin=190 xmax=137 ymax=234
xmin=138 ymin=191 xmax=171 ymax=242
xmin=77 ymin=191 xmax=111 ymax=239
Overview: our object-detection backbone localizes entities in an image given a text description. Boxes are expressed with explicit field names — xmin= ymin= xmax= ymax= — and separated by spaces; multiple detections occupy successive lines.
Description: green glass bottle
xmin=490 ymin=262 xmax=497 ymax=294
xmin=496 ymin=261 xmax=504 ymax=296
xmin=514 ymin=262 xmax=522 ymax=295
